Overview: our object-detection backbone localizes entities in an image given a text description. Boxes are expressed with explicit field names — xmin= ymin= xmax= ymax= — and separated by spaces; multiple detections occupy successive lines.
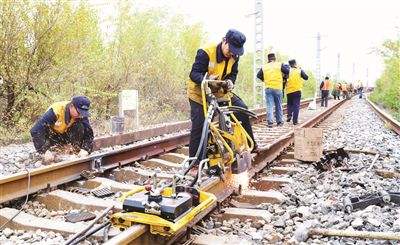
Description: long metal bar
xmin=0 ymin=133 xmax=189 ymax=203
xmin=366 ymin=97 xmax=400 ymax=135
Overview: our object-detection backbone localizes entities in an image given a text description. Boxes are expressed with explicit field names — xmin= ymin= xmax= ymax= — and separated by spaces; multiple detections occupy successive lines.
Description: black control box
xmin=123 ymin=191 xmax=193 ymax=221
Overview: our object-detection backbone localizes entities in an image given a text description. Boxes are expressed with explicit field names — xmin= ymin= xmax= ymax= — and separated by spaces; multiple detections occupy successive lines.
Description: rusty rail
xmin=0 ymin=134 xmax=188 ymax=203
xmin=0 ymin=98 xmax=318 ymax=204
xmin=366 ymin=97 xmax=400 ymax=135
xmin=94 ymin=98 xmax=319 ymax=149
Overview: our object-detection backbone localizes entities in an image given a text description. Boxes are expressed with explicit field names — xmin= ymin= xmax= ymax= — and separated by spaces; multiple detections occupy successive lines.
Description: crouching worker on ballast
xmin=186 ymin=29 xmax=259 ymax=176
xmin=30 ymin=96 xmax=94 ymax=163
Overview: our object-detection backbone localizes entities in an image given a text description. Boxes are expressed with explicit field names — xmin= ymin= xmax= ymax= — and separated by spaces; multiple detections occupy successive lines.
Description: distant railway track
xmin=366 ymin=96 xmax=400 ymax=135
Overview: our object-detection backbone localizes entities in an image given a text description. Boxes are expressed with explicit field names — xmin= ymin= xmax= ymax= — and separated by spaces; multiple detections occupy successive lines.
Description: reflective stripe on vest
xmin=263 ymin=61 xmax=283 ymax=90
xmin=286 ymin=68 xmax=303 ymax=94
xmin=322 ymin=80 xmax=331 ymax=90
xmin=187 ymin=43 xmax=235 ymax=104
xmin=49 ymin=101 xmax=75 ymax=134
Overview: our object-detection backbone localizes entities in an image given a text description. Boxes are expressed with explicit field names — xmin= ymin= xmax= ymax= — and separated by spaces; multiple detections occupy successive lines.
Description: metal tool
xmin=343 ymin=191 xmax=400 ymax=213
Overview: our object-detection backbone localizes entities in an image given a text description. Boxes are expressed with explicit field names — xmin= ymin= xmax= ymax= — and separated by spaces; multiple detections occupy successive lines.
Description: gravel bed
xmin=0 ymin=228 xmax=66 ymax=244
xmin=203 ymin=98 xmax=400 ymax=244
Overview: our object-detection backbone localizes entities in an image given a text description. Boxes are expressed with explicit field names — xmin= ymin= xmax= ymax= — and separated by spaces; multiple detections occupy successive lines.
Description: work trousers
xmin=286 ymin=91 xmax=301 ymax=124
xmin=188 ymin=94 xmax=256 ymax=159
xmin=333 ymin=90 xmax=340 ymax=100
xmin=265 ymin=88 xmax=283 ymax=125
xmin=321 ymin=90 xmax=329 ymax=107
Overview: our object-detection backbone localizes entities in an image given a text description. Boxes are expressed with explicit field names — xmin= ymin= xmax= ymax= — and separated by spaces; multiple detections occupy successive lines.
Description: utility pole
xmin=366 ymin=68 xmax=369 ymax=88
xmin=253 ymin=0 xmax=264 ymax=108
xmin=316 ymin=32 xmax=321 ymax=96
xmin=309 ymin=32 xmax=321 ymax=110
xmin=352 ymin=62 xmax=356 ymax=83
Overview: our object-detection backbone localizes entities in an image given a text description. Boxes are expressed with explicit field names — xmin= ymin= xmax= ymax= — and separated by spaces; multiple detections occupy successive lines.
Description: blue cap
xmin=71 ymin=96 xmax=90 ymax=118
xmin=225 ymin=29 xmax=246 ymax=56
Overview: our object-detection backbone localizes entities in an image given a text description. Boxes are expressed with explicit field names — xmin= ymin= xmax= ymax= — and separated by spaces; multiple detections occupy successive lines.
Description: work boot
xmin=267 ymin=123 xmax=273 ymax=128
xmin=287 ymin=117 xmax=291 ymax=122
xmin=277 ymin=122 xmax=284 ymax=127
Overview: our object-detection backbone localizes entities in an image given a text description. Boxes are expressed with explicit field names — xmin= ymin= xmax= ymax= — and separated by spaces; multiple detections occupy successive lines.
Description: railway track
xmin=0 ymin=96 xmax=399 ymax=244
xmin=190 ymin=97 xmax=400 ymax=244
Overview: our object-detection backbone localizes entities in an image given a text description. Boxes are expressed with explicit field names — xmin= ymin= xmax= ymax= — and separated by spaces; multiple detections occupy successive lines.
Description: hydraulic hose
xmin=226 ymin=106 xmax=258 ymax=118
xmin=182 ymin=103 xmax=214 ymax=177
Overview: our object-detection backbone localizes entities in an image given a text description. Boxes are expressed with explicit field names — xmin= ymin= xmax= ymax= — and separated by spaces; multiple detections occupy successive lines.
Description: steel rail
xmin=94 ymin=98 xmax=319 ymax=148
xmin=366 ymin=97 xmax=400 ymax=135
xmin=0 ymin=134 xmax=189 ymax=203
xmin=104 ymin=98 xmax=346 ymax=245
xmin=0 ymin=98 xmax=318 ymax=204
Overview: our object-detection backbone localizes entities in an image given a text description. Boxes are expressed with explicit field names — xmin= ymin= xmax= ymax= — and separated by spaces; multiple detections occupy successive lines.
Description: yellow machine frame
xmin=111 ymin=187 xmax=216 ymax=236
xmin=200 ymin=78 xmax=254 ymax=171
xmin=110 ymin=77 xmax=253 ymax=237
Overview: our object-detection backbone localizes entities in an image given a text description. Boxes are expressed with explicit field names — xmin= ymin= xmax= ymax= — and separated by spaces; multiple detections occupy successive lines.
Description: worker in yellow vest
xmin=285 ymin=59 xmax=308 ymax=125
xmin=257 ymin=53 xmax=290 ymax=127
xmin=319 ymin=77 xmax=331 ymax=107
xmin=30 ymin=96 xmax=94 ymax=162
xmin=187 ymin=29 xmax=258 ymax=163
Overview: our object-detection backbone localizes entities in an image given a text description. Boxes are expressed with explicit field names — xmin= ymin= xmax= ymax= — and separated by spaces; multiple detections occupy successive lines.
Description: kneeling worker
xmin=30 ymin=96 xmax=94 ymax=162
xmin=187 ymin=29 xmax=258 ymax=165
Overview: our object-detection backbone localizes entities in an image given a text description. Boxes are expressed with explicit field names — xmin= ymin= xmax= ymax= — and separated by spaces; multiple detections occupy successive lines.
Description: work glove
xmin=78 ymin=149 xmax=89 ymax=157
xmin=224 ymin=79 xmax=234 ymax=91
xmin=42 ymin=150 xmax=55 ymax=164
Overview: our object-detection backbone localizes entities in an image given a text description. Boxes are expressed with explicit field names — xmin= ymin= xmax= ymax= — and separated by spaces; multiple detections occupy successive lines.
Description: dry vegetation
xmin=0 ymin=0 xmax=317 ymax=145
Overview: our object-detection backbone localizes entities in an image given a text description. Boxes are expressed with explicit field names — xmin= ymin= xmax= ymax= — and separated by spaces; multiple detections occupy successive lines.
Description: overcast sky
xmin=92 ymin=0 xmax=400 ymax=87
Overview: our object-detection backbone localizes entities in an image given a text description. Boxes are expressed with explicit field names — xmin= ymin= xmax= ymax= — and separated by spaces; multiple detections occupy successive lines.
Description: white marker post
xmin=118 ymin=90 xmax=139 ymax=131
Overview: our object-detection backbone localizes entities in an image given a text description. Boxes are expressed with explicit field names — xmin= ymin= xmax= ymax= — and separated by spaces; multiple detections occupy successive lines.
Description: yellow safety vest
xmin=187 ymin=43 xmax=235 ymax=104
xmin=48 ymin=101 xmax=76 ymax=134
xmin=286 ymin=68 xmax=303 ymax=94
xmin=263 ymin=61 xmax=283 ymax=90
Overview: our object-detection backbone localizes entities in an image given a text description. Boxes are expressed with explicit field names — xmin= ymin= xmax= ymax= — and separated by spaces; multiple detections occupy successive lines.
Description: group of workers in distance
xmin=32 ymin=29 xmax=350 ymax=168
xmin=331 ymin=81 xmax=364 ymax=100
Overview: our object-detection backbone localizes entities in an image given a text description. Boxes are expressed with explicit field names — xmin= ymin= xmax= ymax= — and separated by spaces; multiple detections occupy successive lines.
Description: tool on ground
xmin=343 ymin=191 xmax=400 ymax=213
xmin=65 ymin=211 xmax=96 ymax=223
xmin=313 ymin=147 xmax=349 ymax=171
xmin=294 ymin=227 xmax=400 ymax=242
xmin=65 ymin=206 xmax=113 ymax=245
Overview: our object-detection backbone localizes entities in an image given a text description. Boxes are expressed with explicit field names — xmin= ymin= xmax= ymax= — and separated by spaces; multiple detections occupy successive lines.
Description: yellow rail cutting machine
xmin=111 ymin=75 xmax=256 ymax=236
xmin=199 ymin=77 xmax=256 ymax=178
